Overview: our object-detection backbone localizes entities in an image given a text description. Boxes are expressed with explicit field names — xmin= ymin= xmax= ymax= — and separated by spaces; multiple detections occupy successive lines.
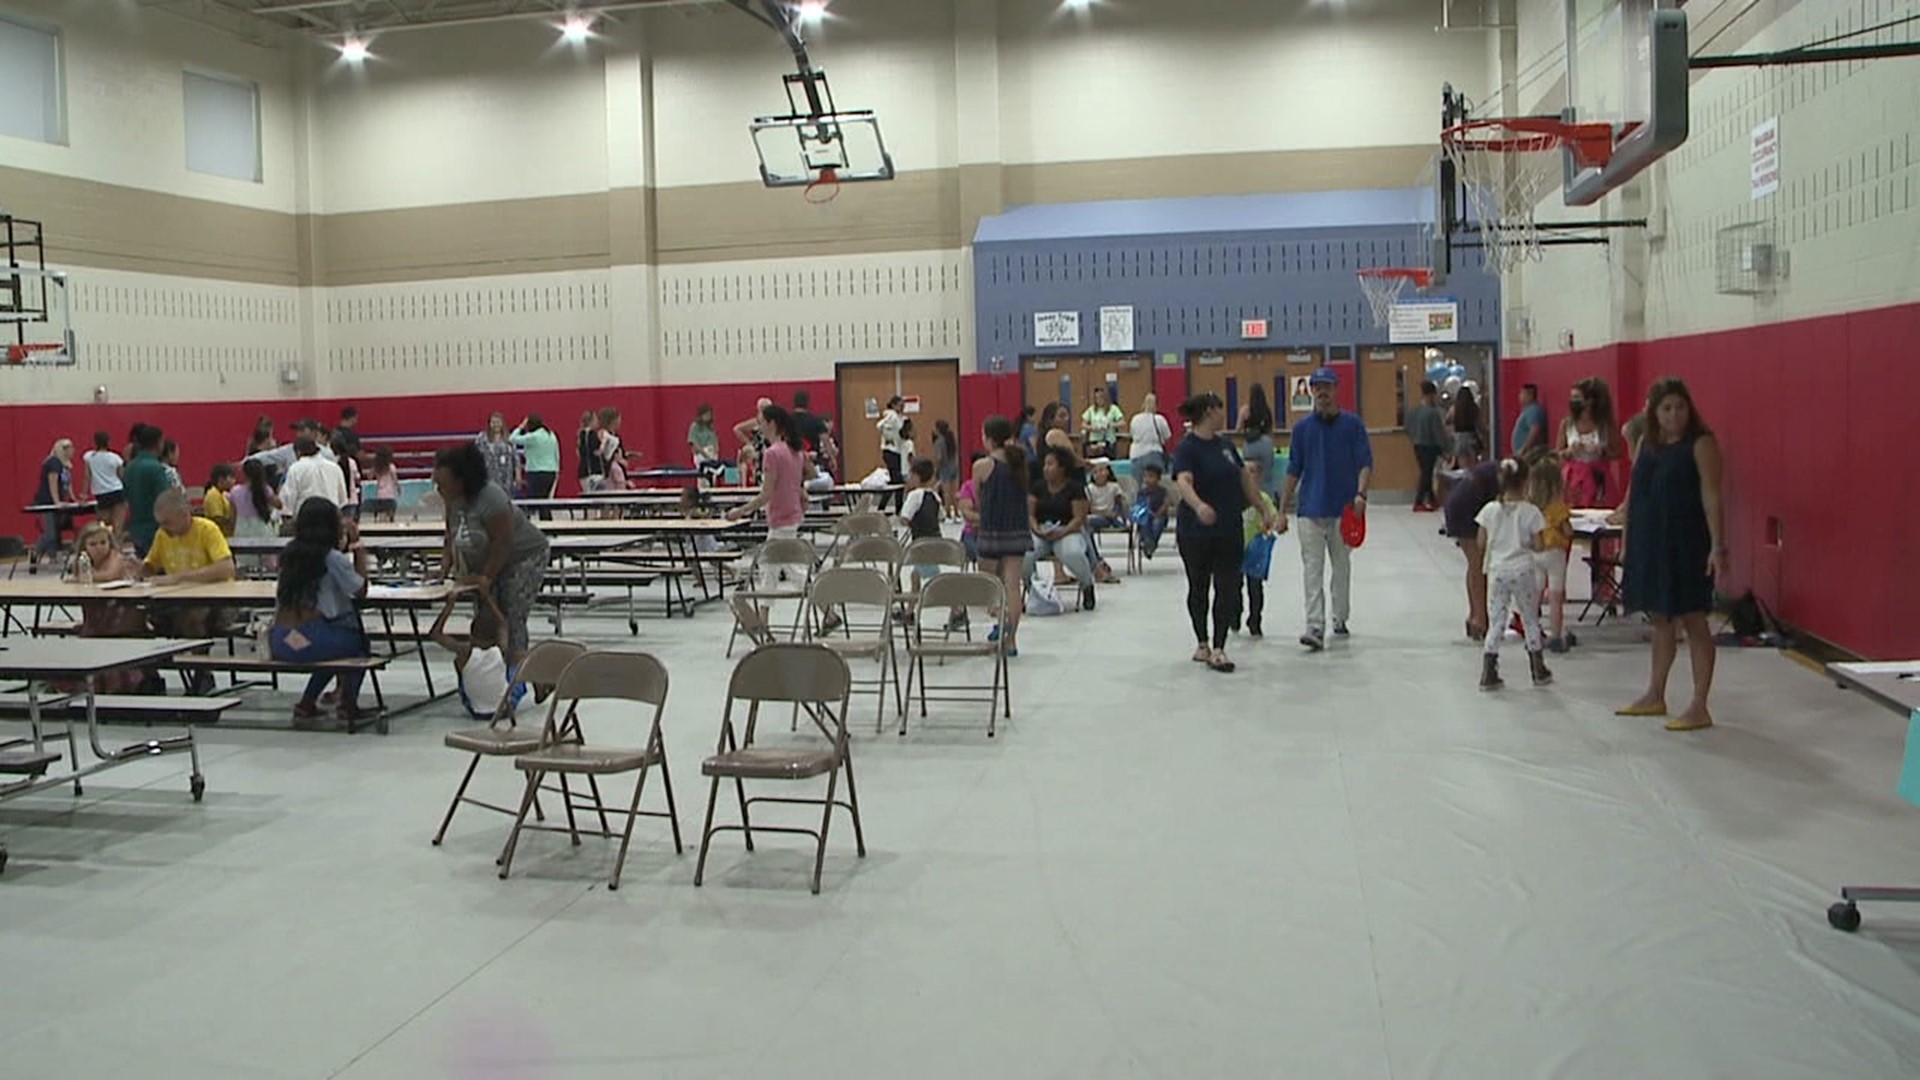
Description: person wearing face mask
xmin=1559 ymin=377 xmax=1617 ymax=507
xmin=1279 ymin=368 xmax=1373 ymax=651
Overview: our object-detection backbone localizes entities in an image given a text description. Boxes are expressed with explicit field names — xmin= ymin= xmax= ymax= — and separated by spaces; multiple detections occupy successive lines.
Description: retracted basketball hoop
xmin=1441 ymin=116 xmax=1620 ymax=272
xmin=1355 ymin=267 xmax=1435 ymax=328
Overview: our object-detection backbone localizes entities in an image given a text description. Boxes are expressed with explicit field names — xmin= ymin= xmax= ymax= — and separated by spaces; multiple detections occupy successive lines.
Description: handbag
xmin=1024 ymin=577 xmax=1066 ymax=617
xmin=1242 ymin=533 xmax=1275 ymax=580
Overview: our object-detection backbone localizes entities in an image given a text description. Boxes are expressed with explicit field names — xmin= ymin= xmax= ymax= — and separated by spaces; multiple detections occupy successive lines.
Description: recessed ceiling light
xmin=561 ymin=15 xmax=592 ymax=43
xmin=796 ymin=1 xmax=826 ymax=25
xmin=340 ymin=37 xmax=370 ymax=63
xmin=1063 ymin=0 xmax=1094 ymax=10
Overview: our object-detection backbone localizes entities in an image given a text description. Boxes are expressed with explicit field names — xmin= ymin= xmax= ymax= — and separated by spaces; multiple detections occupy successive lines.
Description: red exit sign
xmin=1241 ymin=319 xmax=1269 ymax=339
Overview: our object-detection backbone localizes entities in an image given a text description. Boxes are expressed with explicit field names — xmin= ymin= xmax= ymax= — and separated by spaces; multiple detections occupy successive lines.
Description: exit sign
xmin=1241 ymin=319 xmax=1269 ymax=339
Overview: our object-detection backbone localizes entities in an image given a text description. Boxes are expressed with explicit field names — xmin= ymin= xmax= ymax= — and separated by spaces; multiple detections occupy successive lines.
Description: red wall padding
xmin=1502 ymin=301 xmax=1920 ymax=659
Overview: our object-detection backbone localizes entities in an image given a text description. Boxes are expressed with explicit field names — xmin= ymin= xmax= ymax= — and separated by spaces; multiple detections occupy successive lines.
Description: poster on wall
xmin=1387 ymin=300 xmax=1460 ymax=343
xmin=1290 ymin=375 xmax=1313 ymax=412
xmin=1751 ymin=117 xmax=1780 ymax=200
xmin=1034 ymin=311 xmax=1080 ymax=348
xmin=1098 ymin=305 xmax=1135 ymax=352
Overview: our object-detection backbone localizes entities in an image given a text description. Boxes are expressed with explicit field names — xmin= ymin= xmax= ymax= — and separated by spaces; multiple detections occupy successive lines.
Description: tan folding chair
xmin=827 ymin=511 xmax=892 ymax=560
xmin=905 ymin=572 xmax=1011 ymax=737
xmin=728 ymin=536 xmax=817 ymax=656
xmin=430 ymin=639 xmax=588 ymax=848
xmin=496 ymin=650 xmax=683 ymax=891
xmin=899 ymin=537 xmax=972 ymax=642
xmin=694 ymin=643 xmax=866 ymax=895
xmin=808 ymin=567 xmax=902 ymax=732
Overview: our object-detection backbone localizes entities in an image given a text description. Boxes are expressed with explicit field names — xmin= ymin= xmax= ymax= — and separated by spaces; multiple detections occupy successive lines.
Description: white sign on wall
xmin=1033 ymin=310 xmax=1080 ymax=348
xmin=1387 ymin=300 xmax=1460 ymax=344
xmin=1098 ymin=305 xmax=1135 ymax=352
xmin=1751 ymin=117 xmax=1780 ymax=200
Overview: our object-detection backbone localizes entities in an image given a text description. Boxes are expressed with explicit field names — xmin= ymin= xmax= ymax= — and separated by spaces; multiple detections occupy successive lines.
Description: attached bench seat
xmin=166 ymin=654 xmax=393 ymax=733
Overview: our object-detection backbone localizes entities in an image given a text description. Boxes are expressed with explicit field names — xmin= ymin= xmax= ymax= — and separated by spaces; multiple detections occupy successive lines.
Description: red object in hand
xmin=1341 ymin=505 xmax=1367 ymax=549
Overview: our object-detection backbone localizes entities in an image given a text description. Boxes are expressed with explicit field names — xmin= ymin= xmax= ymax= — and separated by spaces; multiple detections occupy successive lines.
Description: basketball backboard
xmin=1562 ymin=0 xmax=1689 ymax=205
xmin=749 ymin=70 xmax=896 ymax=189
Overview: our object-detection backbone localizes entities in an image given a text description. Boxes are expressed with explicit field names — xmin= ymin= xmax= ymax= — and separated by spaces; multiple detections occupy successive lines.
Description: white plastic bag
xmin=1025 ymin=577 xmax=1066 ymax=617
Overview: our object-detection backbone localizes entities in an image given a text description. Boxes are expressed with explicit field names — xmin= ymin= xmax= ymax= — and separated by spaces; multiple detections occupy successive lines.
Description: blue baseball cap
xmin=1308 ymin=366 xmax=1339 ymax=387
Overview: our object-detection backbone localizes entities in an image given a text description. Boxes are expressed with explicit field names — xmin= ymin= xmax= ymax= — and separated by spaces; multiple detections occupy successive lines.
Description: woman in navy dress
xmin=1618 ymin=379 xmax=1727 ymax=732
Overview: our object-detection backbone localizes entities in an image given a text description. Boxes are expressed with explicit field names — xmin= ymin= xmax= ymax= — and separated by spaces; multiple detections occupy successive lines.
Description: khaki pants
xmin=1297 ymin=516 xmax=1351 ymax=635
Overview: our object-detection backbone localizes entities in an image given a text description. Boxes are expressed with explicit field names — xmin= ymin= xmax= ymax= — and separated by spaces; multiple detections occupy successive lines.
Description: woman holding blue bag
xmin=1171 ymin=393 xmax=1281 ymax=673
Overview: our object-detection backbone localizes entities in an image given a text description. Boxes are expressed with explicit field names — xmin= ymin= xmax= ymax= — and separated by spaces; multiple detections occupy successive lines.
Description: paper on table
xmin=96 ymin=579 xmax=139 ymax=591
xmin=1898 ymin=711 xmax=1920 ymax=809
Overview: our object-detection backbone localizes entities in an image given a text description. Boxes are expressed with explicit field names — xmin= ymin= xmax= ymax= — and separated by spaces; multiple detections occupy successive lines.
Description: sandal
xmin=1192 ymin=644 xmax=1212 ymax=663
xmin=1207 ymin=650 xmax=1237 ymax=674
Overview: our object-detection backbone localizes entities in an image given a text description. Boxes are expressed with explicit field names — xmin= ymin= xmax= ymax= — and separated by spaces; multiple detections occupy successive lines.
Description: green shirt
xmin=1082 ymin=404 xmax=1124 ymax=444
xmin=688 ymin=421 xmax=719 ymax=458
xmin=509 ymin=427 xmax=561 ymax=473
xmin=123 ymin=451 xmax=171 ymax=548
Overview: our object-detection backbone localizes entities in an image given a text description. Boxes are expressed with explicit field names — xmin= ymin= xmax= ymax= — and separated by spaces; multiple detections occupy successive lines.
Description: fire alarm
xmin=1558 ymin=330 xmax=1576 ymax=351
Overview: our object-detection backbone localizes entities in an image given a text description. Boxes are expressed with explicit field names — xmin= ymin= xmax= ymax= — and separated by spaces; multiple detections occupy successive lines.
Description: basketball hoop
xmin=803 ymin=166 xmax=841 ymax=205
xmin=5 ymin=342 xmax=72 ymax=366
xmin=1442 ymin=116 xmax=1619 ymax=272
xmin=1355 ymin=267 xmax=1434 ymax=328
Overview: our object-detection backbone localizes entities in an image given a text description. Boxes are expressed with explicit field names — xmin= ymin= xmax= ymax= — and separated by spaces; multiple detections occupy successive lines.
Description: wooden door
xmin=1361 ymin=345 xmax=1422 ymax=494
xmin=1078 ymin=353 xmax=1154 ymax=422
xmin=836 ymin=359 xmax=961 ymax=482
xmin=1187 ymin=350 xmax=1296 ymax=432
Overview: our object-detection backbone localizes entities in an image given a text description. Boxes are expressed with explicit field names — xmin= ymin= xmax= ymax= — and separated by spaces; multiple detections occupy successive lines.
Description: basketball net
xmin=804 ymin=166 xmax=841 ymax=212
xmin=1443 ymin=118 xmax=1614 ymax=274
xmin=1356 ymin=268 xmax=1433 ymax=328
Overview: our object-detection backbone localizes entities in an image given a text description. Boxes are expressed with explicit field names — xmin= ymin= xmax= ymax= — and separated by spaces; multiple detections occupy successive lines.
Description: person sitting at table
xmin=30 ymin=437 xmax=78 ymax=571
xmin=434 ymin=442 xmax=551 ymax=671
xmin=140 ymin=488 xmax=238 ymax=696
xmin=201 ymin=462 xmax=238 ymax=537
xmin=54 ymin=523 xmax=152 ymax=694
xmin=269 ymin=499 xmax=373 ymax=726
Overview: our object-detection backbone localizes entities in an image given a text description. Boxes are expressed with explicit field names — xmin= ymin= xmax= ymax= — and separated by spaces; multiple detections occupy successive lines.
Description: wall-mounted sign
xmin=1159 ymin=352 xmax=1180 ymax=367
xmin=1118 ymin=358 xmax=1143 ymax=370
xmin=1290 ymin=376 xmax=1313 ymax=411
xmin=1387 ymin=300 xmax=1460 ymax=343
xmin=1098 ymin=305 xmax=1135 ymax=352
xmin=1369 ymin=348 xmax=1396 ymax=360
xmin=1032 ymin=359 xmax=1057 ymax=371
xmin=1034 ymin=311 xmax=1080 ymax=348
xmin=1241 ymin=318 xmax=1269 ymax=340
xmin=1197 ymin=353 xmax=1225 ymax=367
xmin=902 ymin=395 xmax=922 ymax=414
xmin=1751 ymin=116 xmax=1780 ymax=200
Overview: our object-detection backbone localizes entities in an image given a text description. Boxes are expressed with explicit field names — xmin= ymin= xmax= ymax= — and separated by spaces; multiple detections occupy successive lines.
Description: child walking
xmin=1528 ymin=456 xmax=1575 ymax=653
xmin=1241 ymin=487 xmax=1279 ymax=637
xmin=1474 ymin=457 xmax=1553 ymax=690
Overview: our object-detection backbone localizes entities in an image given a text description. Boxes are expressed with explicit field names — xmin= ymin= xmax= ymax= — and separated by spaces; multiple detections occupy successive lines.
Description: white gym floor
xmin=2 ymin=510 xmax=1918 ymax=1078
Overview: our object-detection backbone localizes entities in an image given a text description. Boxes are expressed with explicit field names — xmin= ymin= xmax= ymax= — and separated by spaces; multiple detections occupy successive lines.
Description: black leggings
xmin=1178 ymin=533 xmax=1244 ymax=649
xmin=1415 ymin=445 xmax=1441 ymax=506
xmin=882 ymin=449 xmax=905 ymax=512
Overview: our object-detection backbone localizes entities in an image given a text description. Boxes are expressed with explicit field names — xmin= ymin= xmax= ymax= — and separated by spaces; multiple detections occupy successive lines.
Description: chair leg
xmin=496 ymin=770 xmax=541 ymax=879
xmin=841 ymin=753 xmax=867 ymax=857
xmin=584 ymin=775 xmax=614 ymax=838
xmin=734 ymin=777 xmax=755 ymax=851
xmin=888 ymin=641 xmax=904 ymax=722
xmin=608 ymin=766 xmax=648 ymax=891
xmin=558 ymin=774 xmax=582 ymax=846
xmin=693 ymin=775 xmax=722 ymax=887
xmin=988 ymin=652 xmax=1002 ymax=738
xmin=431 ymin=753 xmax=483 ymax=846
xmin=812 ymin=766 xmax=840 ymax=895
xmin=656 ymin=746 xmax=684 ymax=853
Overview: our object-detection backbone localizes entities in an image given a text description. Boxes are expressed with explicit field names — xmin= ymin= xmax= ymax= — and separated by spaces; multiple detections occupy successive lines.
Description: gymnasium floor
xmin=2 ymin=510 xmax=1919 ymax=1079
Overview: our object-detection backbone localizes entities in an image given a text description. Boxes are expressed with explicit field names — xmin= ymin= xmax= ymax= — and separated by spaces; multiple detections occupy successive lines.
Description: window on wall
xmin=183 ymin=70 xmax=261 ymax=183
xmin=0 ymin=16 xmax=65 ymax=146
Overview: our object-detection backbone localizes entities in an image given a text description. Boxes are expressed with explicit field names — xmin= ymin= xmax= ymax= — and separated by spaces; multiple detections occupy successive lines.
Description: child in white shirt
xmin=1474 ymin=457 xmax=1553 ymax=691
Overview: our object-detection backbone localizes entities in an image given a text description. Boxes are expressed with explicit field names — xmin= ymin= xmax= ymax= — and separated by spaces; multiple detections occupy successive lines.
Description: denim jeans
xmin=1023 ymin=531 xmax=1094 ymax=587
xmin=270 ymin=618 xmax=370 ymax=703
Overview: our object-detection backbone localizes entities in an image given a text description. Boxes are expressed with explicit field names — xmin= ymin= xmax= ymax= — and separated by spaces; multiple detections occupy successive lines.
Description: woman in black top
xmin=1171 ymin=393 xmax=1280 ymax=673
xmin=973 ymin=416 xmax=1033 ymax=657
xmin=1024 ymin=448 xmax=1096 ymax=612
xmin=1618 ymin=378 xmax=1726 ymax=732
xmin=31 ymin=438 xmax=77 ymax=568
xmin=576 ymin=410 xmax=605 ymax=491
xmin=1447 ymin=385 xmax=1483 ymax=465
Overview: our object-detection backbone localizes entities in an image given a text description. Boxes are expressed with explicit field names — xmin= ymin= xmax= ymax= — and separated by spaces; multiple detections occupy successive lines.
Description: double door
xmin=1185 ymin=349 xmax=1326 ymax=430
xmin=835 ymin=359 xmax=961 ymax=482
xmin=1021 ymin=354 xmax=1153 ymax=436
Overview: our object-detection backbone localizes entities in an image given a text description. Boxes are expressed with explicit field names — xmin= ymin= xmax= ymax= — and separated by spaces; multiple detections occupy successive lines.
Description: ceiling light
xmin=340 ymin=37 xmax=369 ymax=63
xmin=1063 ymin=0 xmax=1094 ymax=10
xmin=796 ymin=1 xmax=826 ymax=25
xmin=561 ymin=15 xmax=592 ymax=43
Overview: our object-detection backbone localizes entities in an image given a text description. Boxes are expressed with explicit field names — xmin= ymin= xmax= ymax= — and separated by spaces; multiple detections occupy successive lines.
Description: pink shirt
xmin=958 ymin=478 xmax=977 ymax=538
xmin=761 ymin=441 xmax=806 ymax=530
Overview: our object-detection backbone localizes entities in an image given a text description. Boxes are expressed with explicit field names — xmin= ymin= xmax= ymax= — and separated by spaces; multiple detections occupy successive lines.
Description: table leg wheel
xmin=190 ymin=775 xmax=206 ymax=802
xmin=1828 ymin=901 xmax=1862 ymax=932
xmin=71 ymin=782 xmax=83 ymax=798
xmin=376 ymin=715 xmax=391 ymax=736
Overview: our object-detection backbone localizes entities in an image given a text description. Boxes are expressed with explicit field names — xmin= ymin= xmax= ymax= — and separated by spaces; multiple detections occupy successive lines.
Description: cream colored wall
xmin=1505 ymin=0 xmax=1920 ymax=352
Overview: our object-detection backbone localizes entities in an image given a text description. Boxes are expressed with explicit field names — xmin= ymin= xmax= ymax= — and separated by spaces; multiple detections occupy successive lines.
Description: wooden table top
xmin=0 ymin=637 xmax=215 ymax=679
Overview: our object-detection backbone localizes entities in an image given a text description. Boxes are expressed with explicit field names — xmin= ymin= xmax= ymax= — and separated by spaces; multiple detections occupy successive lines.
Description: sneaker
xmin=988 ymin=624 xmax=1001 ymax=644
xmin=1547 ymin=636 xmax=1568 ymax=654
xmin=1333 ymin=623 xmax=1350 ymax=637
xmin=1247 ymin=621 xmax=1263 ymax=639
xmin=1081 ymin=584 xmax=1097 ymax=611
xmin=818 ymin=611 xmax=843 ymax=634
xmin=944 ymin=611 xmax=970 ymax=634
xmin=1299 ymin=631 xmax=1324 ymax=652
xmin=187 ymin=671 xmax=216 ymax=697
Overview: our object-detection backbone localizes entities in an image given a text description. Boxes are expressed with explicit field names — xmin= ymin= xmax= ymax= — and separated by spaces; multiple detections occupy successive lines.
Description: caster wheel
xmin=190 ymin=776 xmax=206 ymax=802
xmin=1828 ymin=901 xmax=1862 ymax=932
xmin=72 ymin=783 xmax=83 ymax=798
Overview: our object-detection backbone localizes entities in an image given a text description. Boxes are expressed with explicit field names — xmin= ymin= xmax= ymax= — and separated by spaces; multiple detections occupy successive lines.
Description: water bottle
xmin=77 ymin=552 xmax=93 ymax=585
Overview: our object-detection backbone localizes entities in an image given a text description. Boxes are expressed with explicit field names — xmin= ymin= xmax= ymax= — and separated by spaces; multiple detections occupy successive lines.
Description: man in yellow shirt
xmin=141 ymin=489 xmax=237 ymax=694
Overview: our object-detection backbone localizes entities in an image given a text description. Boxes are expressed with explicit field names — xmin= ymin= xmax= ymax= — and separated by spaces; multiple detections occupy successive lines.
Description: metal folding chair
xmin=430 ymin=639 xmax=587 ymax=848
xmin=728 ymin=536 xmax=817 ymax=656
xmin=808 ymin=567 xmax=902 ymax=732
xmin=905 ymin=572 xmax=1011 ymax=737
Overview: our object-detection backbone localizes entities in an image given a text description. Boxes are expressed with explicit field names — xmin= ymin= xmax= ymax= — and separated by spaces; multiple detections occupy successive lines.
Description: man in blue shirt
xmin=1510 ymin=383 xmax=1548 ymax=457
xmin=1280 ymin=367 xmax=1373 ymax=650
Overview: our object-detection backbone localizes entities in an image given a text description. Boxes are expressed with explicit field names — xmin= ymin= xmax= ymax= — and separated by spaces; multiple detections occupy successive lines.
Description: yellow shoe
xmin=1665 ymin=712 xmax=1713 ymax=732
xmin=1614 ymin=702 xmax=1668 ymax=717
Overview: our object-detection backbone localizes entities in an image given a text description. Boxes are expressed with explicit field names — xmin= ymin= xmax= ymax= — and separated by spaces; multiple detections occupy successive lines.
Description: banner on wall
xmin=1034 ymin=311 xmax=1080 ymax=348
xmin=1098 ymin=305 xmax=1135 ymax=352
xmin=1751 ymin=117 xmax=1780 ymax=200
xmin=1387 ymin=300 xmax=1460 ymax=344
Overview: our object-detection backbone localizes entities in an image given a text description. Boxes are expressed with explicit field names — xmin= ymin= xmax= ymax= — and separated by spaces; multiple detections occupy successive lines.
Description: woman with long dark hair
xmin=1240 ymin=384 xmax=1279 ymax=498
xmin=877 ymin=394 xmax=907 ymax=510
xmin=974 ymin=416 xmax=1033 ymax=657
xmin=726 ymin=403 xmax=807 ymax=544
xmin=434 ymin=442 xmax=551 ymax=668
xmin=269 ymin=499 xmax=372 ymax=724
xmin=1171 ymin=393 xmax=1279 ymax=673
xmin=1617 ymin=378 xmax=1726 ymax=731
xmin=1447 ymin=385 xmax=1483 ymax=466
xmin=1561 ymin=376 xmax=1618 ymax=507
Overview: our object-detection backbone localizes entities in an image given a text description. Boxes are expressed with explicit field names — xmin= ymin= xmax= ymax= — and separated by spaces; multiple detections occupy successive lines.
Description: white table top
xmin=0 ymin=637 xmax=215 ymax=679
xmin=1829 ymin=661 xmax=1920 ymax=713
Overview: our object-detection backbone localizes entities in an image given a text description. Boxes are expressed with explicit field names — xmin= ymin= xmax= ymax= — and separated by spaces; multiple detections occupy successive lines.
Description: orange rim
xmin=1441 ymin=117 xmax=1624 ymax=171
xmin=804 ymin=166 xmax=841 ymax=204
xmin=1356 ymin=267 xmax=1434 ymax=289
